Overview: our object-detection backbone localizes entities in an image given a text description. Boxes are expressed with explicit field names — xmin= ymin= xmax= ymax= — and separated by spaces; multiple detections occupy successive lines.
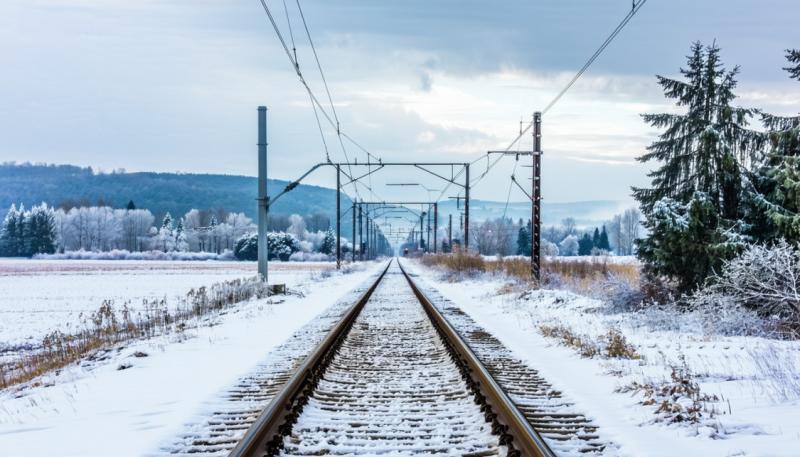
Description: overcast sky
xmin=1 ymin=0 xmax=798 ymax=206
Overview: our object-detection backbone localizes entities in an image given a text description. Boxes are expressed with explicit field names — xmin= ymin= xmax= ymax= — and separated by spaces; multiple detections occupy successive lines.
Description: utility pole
xmin=358 ymin=203 xmax=363 ymax=261
xmin=366 ymin=218 xmax=371 ymax=260
xmin=336 ymin=164 xmax=341 ymax=269
xmin=351 ymin=201 xmax=356 ymax=262
xmin=419 ymin=212 xmax=425 ymax=251
xmin=448 ymin=213 xmax=452 ymax=253
xmin=257 ymin=106 xmax=269 ymax=282
xmin=433 ymin=202 xmax=438 ymax=253
xmin=464 ymin=164 xmax=470 ymax=252
xmin=426 ymin=208 xmax=431 ymax=253
xmin=532 ymin=112 xmax=542 ymax=281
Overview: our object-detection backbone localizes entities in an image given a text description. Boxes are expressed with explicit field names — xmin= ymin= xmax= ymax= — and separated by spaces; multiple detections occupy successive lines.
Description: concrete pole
xmin=257 ymin=106 xmax=269 ymax=282
xmin=358 ymin=203 xmax=363 ymax=261
xmin=464 ymin=164 xmax=470 ymax=252
xmin=433 ymin=203 xmax=438 ymax=253
xmin=448 ymin=213 xmax=452 ymax=253
xmin=336 ymin=165 xmax=341 ymax=269
xmin=351 ymin=202 xmax=356 ymax=262
xmin=365 ymin=214 xmax=371 ymax=260
xmin=426 ymin=208 xmax=431 ymax=253
xmin=419 ymin=213 xmax=424 ymax=251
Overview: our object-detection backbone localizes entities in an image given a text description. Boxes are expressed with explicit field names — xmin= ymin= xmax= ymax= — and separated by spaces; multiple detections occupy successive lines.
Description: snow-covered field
xmin=407 ymin=260 xmax=800 ymax=457
xmin=0 ymin=259 xmax=333 ymax=348
xmin=0 ymin=259 xmax=385 ymax=457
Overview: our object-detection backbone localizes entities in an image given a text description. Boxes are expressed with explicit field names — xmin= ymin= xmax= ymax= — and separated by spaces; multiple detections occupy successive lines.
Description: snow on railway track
xmin=403 ymin=267 xmax=613 ymax=456
xmin=168 ymin=260 xmax=611 ymax=456
xmin=280 ymin=265 xmax=499 ymax=455
xmin=164 ymin=271 xmax=384 ymax=456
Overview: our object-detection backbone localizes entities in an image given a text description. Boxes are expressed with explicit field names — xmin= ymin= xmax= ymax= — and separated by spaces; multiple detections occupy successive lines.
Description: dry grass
xmin=0 ymin=276 xmax=275 ymax=389
xmin=420 ymin=252 xmax=640 ymax=295
xmin=538 ymin=324 xmax=641 ymax=360
xmin=616 ymin=355 xmax=720 ymax=426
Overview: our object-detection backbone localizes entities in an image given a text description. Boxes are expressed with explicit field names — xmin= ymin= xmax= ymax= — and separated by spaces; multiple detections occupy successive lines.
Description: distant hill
xmin=0 ymin=163 xmax=625 ymax=230
xmin=0 ymin=163 xmax=354 ymax=233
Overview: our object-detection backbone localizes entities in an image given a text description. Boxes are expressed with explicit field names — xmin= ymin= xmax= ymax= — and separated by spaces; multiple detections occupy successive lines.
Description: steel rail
xmin=227 ymin=260 xmax=392 ymax=457
xmin=228 ymin=258 xmax=555 ymax=457
xmin=397 ymin=260 xmax=557 ymax=457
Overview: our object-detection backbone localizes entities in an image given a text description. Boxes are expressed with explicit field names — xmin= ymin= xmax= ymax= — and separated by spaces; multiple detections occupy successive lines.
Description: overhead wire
xmin=463 ymin=0 xmax=648 ymax=192
xmin=542 ymin=0 xmax=648 ymax=115
xmin=258 ymin=0 xmax=389 ymax=202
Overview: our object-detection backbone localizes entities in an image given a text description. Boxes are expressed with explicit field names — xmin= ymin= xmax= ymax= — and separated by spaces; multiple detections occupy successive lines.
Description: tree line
xmin=0 ymin=200 xmax=340 ymax=259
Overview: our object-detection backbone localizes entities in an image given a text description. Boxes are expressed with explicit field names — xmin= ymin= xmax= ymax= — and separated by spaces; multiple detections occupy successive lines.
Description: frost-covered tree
xmin=559 ymin=235 xmax=579 ymax=256
xmin=0 ymin=204 xmax=23 ymax=256
xmin=267 ymin=232 xmax=300 ymax=261
xmin=634 ymin=42 xmax=761 ymax=291
xmin=691 ymin=240 xmax=800 ymax=331
xmin=234 ymin=232 xmax=258 ymax=261
xmin=319 ymin=228 xmax=336 ymax=255
xmin=0 ymin=203 xmax=57 ymax=256
xmin=156 ymin=212 xmax=175 ymax=252
xmin=24 ymin=203 xmax=57 ymax=255
xmin=174 ymin=219 xmax=188 ymax=251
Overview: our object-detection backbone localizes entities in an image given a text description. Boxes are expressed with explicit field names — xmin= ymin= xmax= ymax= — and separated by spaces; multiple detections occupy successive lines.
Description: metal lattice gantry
xmin=255 ymin=106 xmax=474 ymax=276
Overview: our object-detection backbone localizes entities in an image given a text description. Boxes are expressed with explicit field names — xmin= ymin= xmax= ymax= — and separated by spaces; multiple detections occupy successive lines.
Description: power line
xmin=464 ymin=0 xmax=648 ymax=191
xmin=257 ymin=0 xmax=387 ymax=201
xmin=542 ymin=0 xmax=648 ymax=114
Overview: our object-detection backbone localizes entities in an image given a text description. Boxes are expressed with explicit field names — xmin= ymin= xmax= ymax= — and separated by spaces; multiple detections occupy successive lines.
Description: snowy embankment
xmin=0 ymin=260 xmax=384 ymax=457
xmin=407 ymin=260 xmax=800 ymax=457
xmin=0 ymin=259 xmax=329 ymax=348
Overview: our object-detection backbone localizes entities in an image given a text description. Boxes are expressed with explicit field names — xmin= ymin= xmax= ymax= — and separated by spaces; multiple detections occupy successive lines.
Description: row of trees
xmin=0 ymin=201 xmax=343 ymax=259
xmin=635 ymin=44 xmax=800 ymax=292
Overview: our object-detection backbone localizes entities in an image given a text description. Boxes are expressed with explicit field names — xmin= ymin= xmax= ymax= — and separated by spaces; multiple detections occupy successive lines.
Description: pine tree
xmin=599 ymin=226 xmax=610 ymax=251
xmin=633 ymin=42 xmax=760 ymax=291
xmin=24 ymin=204 xmax=57 ymax=256
xmin=592 ymin=227 xmax=601 ymax=248
xmin=750 ymin=49 xmax=800 ymax=243
xmin=161 ymin=212 xmax=173 ymax=230
xmin=126 ymin=200 xmax=136 ymax=210
xmin=320 ymin=228 xmax=336 ymax=255
xmin=174 ymin=219 xmax=188 ymax=251
xmin=517 ymin=222 xmax=531 ymax=256
xmin=578 ymin=233 xmax=593 ymax=256
xmin=633 ymin=42 xmax=760 ymax=213
xmin=0 ymin=204 xmax=21 ymax=256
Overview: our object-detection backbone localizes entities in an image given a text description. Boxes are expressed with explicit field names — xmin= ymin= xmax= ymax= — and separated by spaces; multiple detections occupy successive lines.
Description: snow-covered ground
xmin=0 ymin=260 xmax=385 ymax=457
xmin=0 ymin=259 xmax=333 ymax=348
xmin=407 ymin=260 xmax=800 ymax=457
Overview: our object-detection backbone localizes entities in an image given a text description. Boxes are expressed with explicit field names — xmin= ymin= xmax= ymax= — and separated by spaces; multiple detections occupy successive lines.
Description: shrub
xmin=234 ymin=233 xmax=258 ymax=261
xmin=690 ymin=240 xmax=800 ymax=337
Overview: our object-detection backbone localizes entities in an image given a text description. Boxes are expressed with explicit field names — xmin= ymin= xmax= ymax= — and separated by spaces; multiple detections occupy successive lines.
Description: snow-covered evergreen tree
xmin=517 ymin=222 xmax=531 ymax=256
xmin=157 ymin=212 xmax=175 ymax=252
xmin=578 ymin=233 xmax=593 ymax=256
xmin=633 ymin=42 xmax=761 ymax=291
xmin=0 ymin=204 xmax=22 ymax=256
xmin=598 ymin=226 xmax=611 ymax=251
xmin=750 ymin=49 xmax=800 ymax=244
xmin=25 ymin=203 xmax=57 ymax=255
xmin=234 ymin=232 xmax=258 ymax=260
xmin=174 ymin=219 xmax=188 ymax=251
xmin=319 ymin=228 xmax=336 ymax=255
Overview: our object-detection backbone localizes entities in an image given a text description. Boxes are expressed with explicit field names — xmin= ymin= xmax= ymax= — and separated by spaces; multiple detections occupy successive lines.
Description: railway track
xmin=169 ymin=259 xmax=611 ymax=457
